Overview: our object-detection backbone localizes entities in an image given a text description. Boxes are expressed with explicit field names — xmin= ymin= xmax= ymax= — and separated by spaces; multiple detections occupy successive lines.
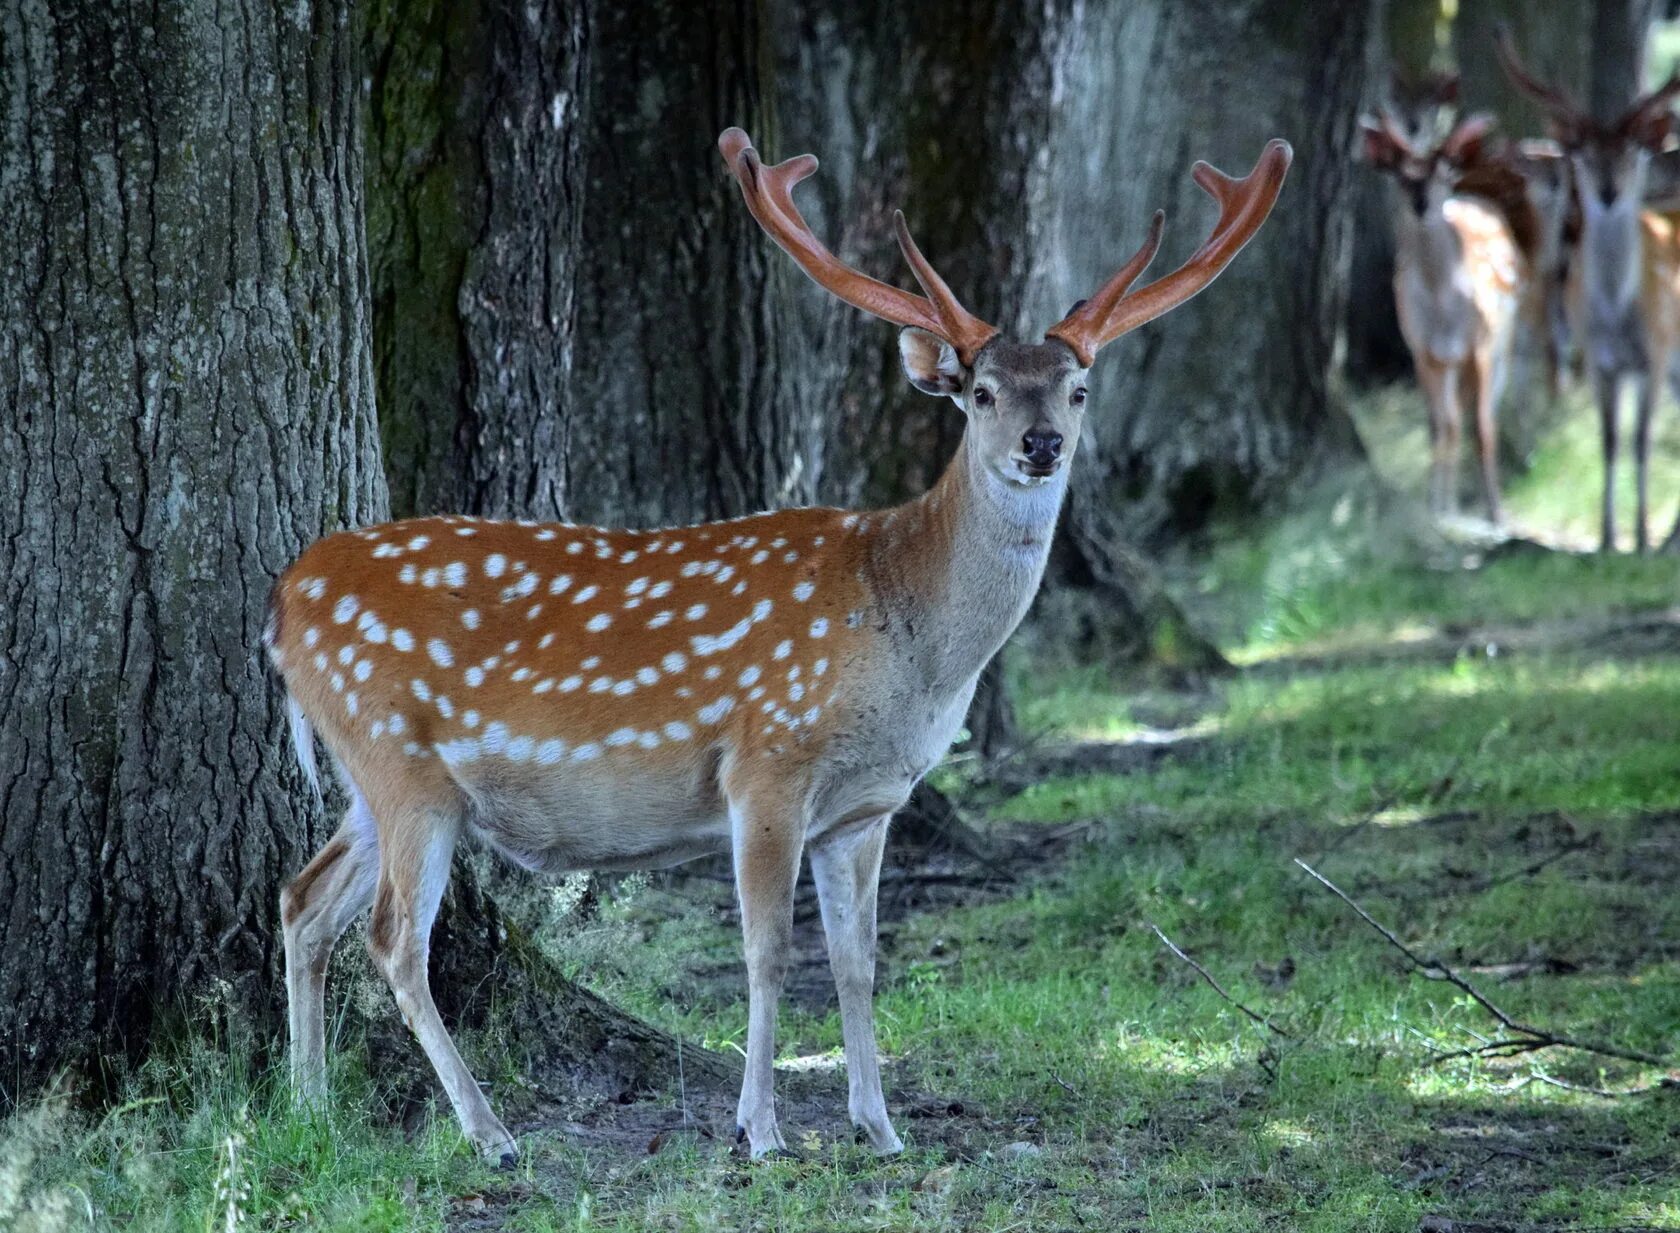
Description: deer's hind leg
xmin=282 ymin=788 xmax=379 ymax=1106
xmin=363 ymin=781 xmax=517 ymax=1166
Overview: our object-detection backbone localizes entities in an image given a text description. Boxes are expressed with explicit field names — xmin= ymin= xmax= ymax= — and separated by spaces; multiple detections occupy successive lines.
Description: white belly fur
xmin=455 ymin=677 xmax=978 ymax=871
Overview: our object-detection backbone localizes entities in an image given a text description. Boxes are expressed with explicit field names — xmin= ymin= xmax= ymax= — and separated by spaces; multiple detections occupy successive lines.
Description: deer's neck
xmin=1394 ymin=201 xmax=1465 ymax=292
xmin=861 ymin=432 xmax=1064 ymax=696
xmin=1579 ymin=201 xmax=1645 ymax=328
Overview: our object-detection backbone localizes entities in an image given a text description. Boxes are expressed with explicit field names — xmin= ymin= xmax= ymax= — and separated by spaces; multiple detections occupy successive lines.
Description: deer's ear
xmin=1442 ymin=112 xmax=1497 ymax=165
xmin=1629 ymin=106 xmax=1675 ymax=153
xmin=1360 ymin=118 xmax=1402 ymax=169
xmin=898 ymin=327 xmax=965 ymax=398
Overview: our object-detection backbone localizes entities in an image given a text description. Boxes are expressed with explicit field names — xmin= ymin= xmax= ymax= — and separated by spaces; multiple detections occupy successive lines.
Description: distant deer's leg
xmin=282 ymin=790 xmax=379 ymax=1105
xmin=810 ymin=815 xmax=901 ymax=1154
xmin=1416 ymin=359 xmax=1453 ymax=517
xmin=728 ymin=779 xmax=808 ymax=1158
xmin=1635 ymin=366 xmax=1660 ymax=553
xmin=365 ymin=791 xmax=516 ymax=1166
xmin=1596 ymin=368 xmax=1621 ymax=552
xmin=1468 ymin=350 xmax=1504 ymax=526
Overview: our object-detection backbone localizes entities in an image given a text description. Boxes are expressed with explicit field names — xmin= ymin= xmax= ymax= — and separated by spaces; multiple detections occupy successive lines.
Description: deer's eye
xmin=973 ymin=387 xmax=994 ymax=408
xmin=1070 ymin=387 xmax=1087 ymax=407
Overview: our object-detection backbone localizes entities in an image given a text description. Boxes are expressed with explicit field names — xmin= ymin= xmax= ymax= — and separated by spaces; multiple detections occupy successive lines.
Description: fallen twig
xmin=1294 ymin=859 xmax=1671 ymax=1069
xmin=1148 ymin=923 xmax=1291 ymax=1038
xmin=1496 ymin=1071 xmax=1679 ymax=1099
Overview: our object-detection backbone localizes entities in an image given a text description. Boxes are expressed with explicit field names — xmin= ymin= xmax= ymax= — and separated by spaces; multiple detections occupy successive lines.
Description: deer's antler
xmin=1046 ymin=139 xmax=1293 ymax=367
xmin=719 ymin=128 xmax=999 ymax=366
xmin=1493 ymin=25 xmax=1585 ymax=132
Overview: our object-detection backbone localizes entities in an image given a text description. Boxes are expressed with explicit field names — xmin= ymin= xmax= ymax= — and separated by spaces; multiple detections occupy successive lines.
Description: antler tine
xmin=1046 ymin=139 xmax=1293 ymax=367
xmin=1375 ymin=106 xmax=1420 ymax=156
xmin=891 ymin=212 xmax=999 ymax=363
xmin=1492 ymin=25 xmax=1583 ymax=125
xmin=719 ymin=128 xmax=998 ymax=365
xmin=1629 ymin=67 xmax=1680 ymax=123
xmin=1042 ymin=213 xmax=1165 ymax=368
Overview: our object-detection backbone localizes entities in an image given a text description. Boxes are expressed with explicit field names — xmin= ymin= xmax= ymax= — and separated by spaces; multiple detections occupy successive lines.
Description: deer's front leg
xmin=810 ymin=815 xmax=901 ymax=1154
xmin=1595 ymin=367 xmax=1621 ymax=552
xmin=729 ymin=784 xmax=807 ymax=1158
xmin=1634 ymin=367 xmax=1660 ymax=553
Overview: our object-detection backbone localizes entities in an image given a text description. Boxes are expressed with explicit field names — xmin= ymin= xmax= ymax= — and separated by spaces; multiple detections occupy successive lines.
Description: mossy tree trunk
xmin=364 ymin=0 xmax=740 ymax=1095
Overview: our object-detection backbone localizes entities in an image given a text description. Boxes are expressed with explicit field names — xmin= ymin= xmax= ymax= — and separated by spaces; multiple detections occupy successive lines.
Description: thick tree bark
xmin=367 ymin=0 xmax=587 ymax=522
xmin=364 ymin=0 xmax=742 ymax=1098
xmin=0 ymin=0 xmax=382 ymax=1092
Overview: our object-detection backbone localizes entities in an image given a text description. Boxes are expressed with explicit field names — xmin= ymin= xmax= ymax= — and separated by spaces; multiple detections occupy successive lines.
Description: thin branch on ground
xmin=1496 ymin=1071 xmax=1679 ymax=1099
xmin=1148 ymin=923 xmax=1292 ymax=1038
xmin=1294 ymin=859 xmax=1671 ymax=1069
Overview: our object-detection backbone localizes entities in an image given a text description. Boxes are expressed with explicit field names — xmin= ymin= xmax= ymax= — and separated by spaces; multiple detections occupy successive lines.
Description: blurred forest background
xmin=5 ymin=1 xmax=1680 ymax=1230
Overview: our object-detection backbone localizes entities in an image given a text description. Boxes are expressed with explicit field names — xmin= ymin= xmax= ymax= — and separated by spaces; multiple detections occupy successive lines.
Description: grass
xmin=7 ymin=382 xmax=1680 ymax=1230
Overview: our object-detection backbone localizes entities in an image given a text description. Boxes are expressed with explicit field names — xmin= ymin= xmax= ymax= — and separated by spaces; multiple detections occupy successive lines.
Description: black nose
xmin=1022 ymin=429 xmax=1063 ymax=468
xmin=1600 ymin=184 xmax=1618 ymax=207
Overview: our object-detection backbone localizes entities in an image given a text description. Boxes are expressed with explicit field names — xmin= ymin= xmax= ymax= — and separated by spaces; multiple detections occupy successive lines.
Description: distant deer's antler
xmin=719 ymin=128 xmax=999 ymax=366
xmin=1046 ymin=139 xmax=1293 ymax=367
xmin=1492 ymin=25 xmax=1585 ymax=131
xmin=1496 ymin=24 xmax=1680 ymax=146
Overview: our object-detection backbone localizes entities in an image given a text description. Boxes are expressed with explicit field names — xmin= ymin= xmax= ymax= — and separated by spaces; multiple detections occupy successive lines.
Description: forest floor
xmin=6 ymin=381 xmax=1680 ymax=1231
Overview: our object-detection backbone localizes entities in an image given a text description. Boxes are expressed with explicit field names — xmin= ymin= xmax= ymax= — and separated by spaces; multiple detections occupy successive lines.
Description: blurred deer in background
xmin=266 ymin=129 xmax=1291 ymax=1164
xmin=1498 ymin=30 xmax=1680 ymax=552
xmin=1505 ymin=136 xmax=1582 ymax=400
xmin=1363 ymin=110 xmax=1534 ymax=524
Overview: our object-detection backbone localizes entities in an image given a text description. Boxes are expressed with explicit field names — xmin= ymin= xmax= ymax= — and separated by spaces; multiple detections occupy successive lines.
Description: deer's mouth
xmin=1006 ymin=462 xmax=1060 ymax=486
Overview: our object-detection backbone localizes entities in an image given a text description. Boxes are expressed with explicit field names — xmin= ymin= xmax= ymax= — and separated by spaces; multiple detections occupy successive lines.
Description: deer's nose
xmin=1021 ymin=429 xmax=1063 ymax=468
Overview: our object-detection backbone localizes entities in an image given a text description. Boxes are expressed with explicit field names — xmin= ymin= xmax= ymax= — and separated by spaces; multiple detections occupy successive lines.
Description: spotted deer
xmin=1362 ymin=109 xmax=1532 ymax=523
xmin=265 ymin=128 xmax=1290 ymax=1164
xmin=1497 ymin=31 xmax=1680 ymax=551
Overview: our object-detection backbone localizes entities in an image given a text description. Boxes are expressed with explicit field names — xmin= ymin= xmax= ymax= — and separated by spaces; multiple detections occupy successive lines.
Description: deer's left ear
xmin=1441 ymin=112 xmax=1498 ymax=165
xmin=1629 ymin=106 xmax=1676 ymax=153
xmin=1360 ymin=117 xmax=1404 ymax=169
xmin=898 ymin=327 xmax=965 ymax=398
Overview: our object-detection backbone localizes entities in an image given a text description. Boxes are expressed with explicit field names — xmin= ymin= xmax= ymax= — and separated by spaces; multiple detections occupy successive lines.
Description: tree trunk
xmin=1344 ymin=0 xmax=1442 ymax=389
xmin=1028 ymin=1 xmax=1371 ymax=548
xmin=364 ymin=0 xmax=745 ymax=1098
xmin=766 ymin=0 xmax=1232 ymax=669
xmin=0 ymin=0 xmax=382 ymax=1093
xmin=1589 ymin=0 xmax=1659 ymax=123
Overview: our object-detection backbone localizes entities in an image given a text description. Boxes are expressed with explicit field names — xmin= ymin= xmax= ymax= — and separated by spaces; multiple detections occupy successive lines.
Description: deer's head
xmin=1361 ymin=109 xmax=1499 ymax=220
xmin=1387 ymin=66 xmax=1462 ymax=146
xmin=1496 ymin=28 xmax=1680 ymax=219
xmin=718 ymin=129 xmax=1291 ymax=499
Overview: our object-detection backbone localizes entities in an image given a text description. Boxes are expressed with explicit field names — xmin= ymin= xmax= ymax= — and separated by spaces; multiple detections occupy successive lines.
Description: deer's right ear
xmin=1360 ymin=118 xmax=1402 ymax=169
xmin=898 ymin=327 xmax=965 ymax=398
